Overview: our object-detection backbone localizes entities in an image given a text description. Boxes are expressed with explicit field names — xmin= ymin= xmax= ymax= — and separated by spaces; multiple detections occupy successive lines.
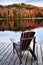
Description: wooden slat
xmin=40 ymin=44 xmax=43 ymax=64
xmin=3 ymin=51 xmax=14 ymax=65
xmin=31 ymin=43 xmax=37 ymax=65
xmin=25 ymin=51 xmax=31 ymax=65
xmin=0 ymin=41 xmax=43 ymax=65
xmin=0 ymin=42 xmax=6 ymax=50
xmin=9 ymin=52 xmax=18 ymax=65
xmin=0 ymin=42 xmax=11 ymax=54
xmin=0 ymin=41 xmax=10 ymax=50
xmin=0 ymin=44 xmax=13 ymax=65
xmin=37 ymin=43 xmax=43 ymax=65
xmin=0 ymin=43 xmax=12 ymax=60
xmin=14 ymin=57 xmax=20 ymax=65
xmin=22 ymin=53 xmax=27 ymax=65
xmin=0 ymin=42 xmax=4 ymax=47
xmin=15 ymin=51 xmax=27 ymax=65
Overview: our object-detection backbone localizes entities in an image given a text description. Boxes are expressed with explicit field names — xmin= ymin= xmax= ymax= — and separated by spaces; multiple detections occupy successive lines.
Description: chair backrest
xmin=20 ymin=31 xmax=35 ymax=50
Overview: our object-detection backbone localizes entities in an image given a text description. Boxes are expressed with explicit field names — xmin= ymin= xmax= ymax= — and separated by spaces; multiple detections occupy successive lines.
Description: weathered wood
xmin=22 ymin=51 xmax=28 ymax=65
xmin=37 ymin=43 xmax=43 ymax=65
xmin=31 ymin=43 xmax=37 ymax=65
xmin=0 ymin=41 xmax=43 ymax=65
xmin=25 ymin=51 xmax=31 ymax=65
xmin=9 ymin=52 xmax=18 ymax=65
xmin=3 ymin=51 xmax=14 ymax=65
xmin=40 ymin=44 xmax=43 ymax=64
xmin=0 ymin=42 xmax=4 ymax=47
xmin=0 ymin=44 xmax=12 ymax=60
xmin=0 ymin=43 xmax=12 ymax=65
xmin=0 ymin=43 xmax=11 ymax=54
xmin=0 ymin=42 xmax=6 ymax=50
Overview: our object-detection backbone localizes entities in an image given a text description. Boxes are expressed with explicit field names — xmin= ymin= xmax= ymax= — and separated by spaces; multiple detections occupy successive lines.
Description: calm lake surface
xmin=0 ymin=28 xmax=43 ymax=44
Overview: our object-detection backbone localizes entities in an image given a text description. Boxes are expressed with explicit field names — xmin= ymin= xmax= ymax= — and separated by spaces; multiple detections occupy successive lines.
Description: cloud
xmin=0 ymin=0 xmax=43 ymax=7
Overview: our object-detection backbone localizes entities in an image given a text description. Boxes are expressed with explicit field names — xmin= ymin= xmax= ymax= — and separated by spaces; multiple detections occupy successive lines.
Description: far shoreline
xmin=0 ymin=17 xmax=43 ymax=20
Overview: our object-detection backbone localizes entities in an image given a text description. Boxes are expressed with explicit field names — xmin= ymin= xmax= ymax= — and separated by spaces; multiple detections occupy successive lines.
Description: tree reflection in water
xmin=0 ymin=19 xmax=43 ymax=31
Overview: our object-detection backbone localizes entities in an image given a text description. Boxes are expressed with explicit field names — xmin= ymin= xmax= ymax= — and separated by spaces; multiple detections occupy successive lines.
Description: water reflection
xmin=0 ymin=19 xmax=43 ymax=31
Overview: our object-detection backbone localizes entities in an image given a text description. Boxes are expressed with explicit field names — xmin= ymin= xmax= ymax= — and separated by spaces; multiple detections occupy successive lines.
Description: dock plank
xmin=0 ymin=42 xmax=11 ymax=54
xmin=9 ymin=52 xmax=18 ymax=65
xmin=0 ymin=43 xmax=12 ymax=65
xmin=0 ymin=41 xmax=43 ymax=65
xmin=0 ymin=43 xmax=12 ymax=60
xmin=40 ymin=44 xmax=43 ymax=64
xmin=3 ymin=51 xmax=14 ymax=65
xmin=25 ymin=52 xmax=32 ymax=65
xmin=37 ymin=43 xmax=43 ymax=65
xmin=0 ymin=42 xmax=6 ymax=50
xmin=31 ymin=43 xmax=38 ymax=65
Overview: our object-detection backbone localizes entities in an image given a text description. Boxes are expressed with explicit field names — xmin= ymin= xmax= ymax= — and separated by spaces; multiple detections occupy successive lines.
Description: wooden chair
xmin=10 ymin=31 xmax=37 ymax=64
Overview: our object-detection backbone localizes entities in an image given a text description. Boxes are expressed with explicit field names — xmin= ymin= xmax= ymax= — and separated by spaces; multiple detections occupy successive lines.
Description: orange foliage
xmin=0 ymin=10 xmax=5 ymax=15
xmin=9 ymin=21 xmax=14 ymax=28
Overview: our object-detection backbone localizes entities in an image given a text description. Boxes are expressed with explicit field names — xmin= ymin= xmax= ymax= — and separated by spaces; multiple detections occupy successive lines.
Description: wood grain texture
xmin=0 ymin=41 xmax=43 ymax=65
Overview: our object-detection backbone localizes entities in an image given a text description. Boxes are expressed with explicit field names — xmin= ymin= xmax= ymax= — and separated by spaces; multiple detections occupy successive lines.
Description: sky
xmin=0 ymin=0 xmax=43 ymax=7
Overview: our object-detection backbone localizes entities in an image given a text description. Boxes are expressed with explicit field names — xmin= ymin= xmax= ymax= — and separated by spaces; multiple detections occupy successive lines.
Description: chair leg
xmin=13 ymin=46 xmax=15 ymax=54
xmin=15 ymin=49 xmax=22 ymax=64
xmin=19 ymin=51 xmax=22 ymax=64
xmin=29 ymin=48 xmax=37 ymax=60
xmin=13 ymin=49 xmax=15 ymax=54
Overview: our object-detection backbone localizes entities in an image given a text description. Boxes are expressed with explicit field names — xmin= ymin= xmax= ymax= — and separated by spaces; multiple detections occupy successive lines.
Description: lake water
xmin=0 ymin=27 xmax=43 ymax=44
xmin=0 ymin=19 xmax=43 ymax=31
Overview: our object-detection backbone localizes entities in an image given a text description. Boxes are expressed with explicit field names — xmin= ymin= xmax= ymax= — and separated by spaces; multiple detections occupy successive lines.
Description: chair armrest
xmin=10 ymin=38 xmax=20 ymax=44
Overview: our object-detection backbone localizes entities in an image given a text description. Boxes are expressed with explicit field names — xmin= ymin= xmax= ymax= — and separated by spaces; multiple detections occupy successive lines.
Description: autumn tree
xmin=29 ymin=14 xmax=32 ymax=18
xmin=17 ymin=13 xmax=21 ymax=18
xmin=13 ymin=10 xmax=17 ymax=18
xmin=35 ymin=12 xmax=42 ymax=17
xmin=3 ymin=13 xmax=7 ymax=18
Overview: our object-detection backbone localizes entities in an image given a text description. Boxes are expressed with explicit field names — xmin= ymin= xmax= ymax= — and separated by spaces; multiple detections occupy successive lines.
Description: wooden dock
xmin=0 ymin=40 xmax=43 ymax=65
